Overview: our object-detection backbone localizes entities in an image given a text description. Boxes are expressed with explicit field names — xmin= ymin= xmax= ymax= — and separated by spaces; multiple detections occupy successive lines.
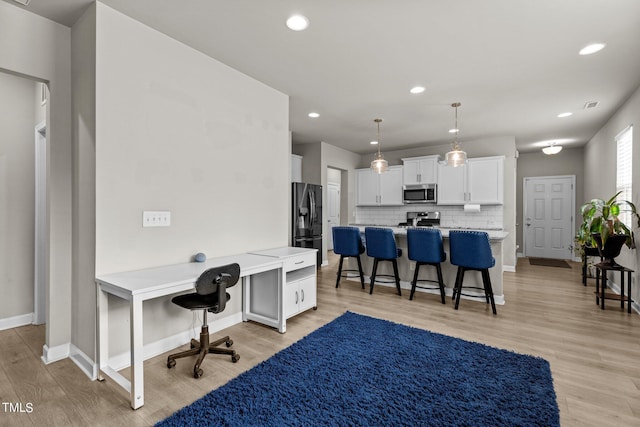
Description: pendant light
xmin=445 ymin=102 xmax=467 ymax=167
xmin=370 ymin=118 xmax=388 ymax=173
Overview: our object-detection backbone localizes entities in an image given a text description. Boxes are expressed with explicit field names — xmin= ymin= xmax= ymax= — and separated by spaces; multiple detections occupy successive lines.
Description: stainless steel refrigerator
xmin=292 ymin=182 xmax=322 ymax=266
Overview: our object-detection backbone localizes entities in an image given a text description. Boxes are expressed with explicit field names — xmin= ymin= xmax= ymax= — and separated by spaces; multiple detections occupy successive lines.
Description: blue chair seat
xmin=365 ymin=227 xmax=402 ymax=296
xmin=332 ymin=226 xmax=366 ymax=289
xmin=407 ymin=228 xmax=446 ymax=303
xmin=449 ymin=230 xmax=497 ymax=314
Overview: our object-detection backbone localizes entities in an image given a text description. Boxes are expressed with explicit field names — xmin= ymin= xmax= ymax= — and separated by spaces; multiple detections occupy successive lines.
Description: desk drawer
xmin=284 ymin=252 xmax=316 ymax=272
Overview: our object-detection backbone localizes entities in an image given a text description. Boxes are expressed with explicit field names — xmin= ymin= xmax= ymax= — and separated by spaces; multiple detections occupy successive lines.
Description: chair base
xmin=336 ymin=254 xmax=365 ymax=289
xmin=167 ymin=325 xmax=240 ymax=378
xmin=410 ymin=262 xmax=446 ymax=304
xmin=369 ymin=258 xmax=401 ymax=296
xmin=452 ymin=267 xmax=496 ymax=315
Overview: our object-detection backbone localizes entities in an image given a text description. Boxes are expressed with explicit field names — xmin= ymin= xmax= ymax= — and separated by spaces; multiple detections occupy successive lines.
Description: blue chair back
xmin=332 ymin=226 xmax=364 ymax=257
xmin=365 ymin=227 xmax=399 ymax=259
xmin=407 ymin=228 xmax=446 ymax=264
xmin=449 ymin=230 xmax=495 ymax=269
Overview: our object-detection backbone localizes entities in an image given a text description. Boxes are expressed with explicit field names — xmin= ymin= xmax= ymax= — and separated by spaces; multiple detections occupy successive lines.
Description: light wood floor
xmin=1 ymin=255 xmax=639 ymax=426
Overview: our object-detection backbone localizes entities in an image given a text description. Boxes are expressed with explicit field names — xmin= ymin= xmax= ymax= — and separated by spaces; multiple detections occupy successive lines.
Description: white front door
xmin=327 ymin=183 xmax=340 ymax=250
xmin=524 ymin=176 xmax=575 ymax=259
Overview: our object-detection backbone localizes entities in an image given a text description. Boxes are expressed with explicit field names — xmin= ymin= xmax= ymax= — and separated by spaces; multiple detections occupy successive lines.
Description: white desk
xmin=96 ymin=249 xmax=315 ymax=409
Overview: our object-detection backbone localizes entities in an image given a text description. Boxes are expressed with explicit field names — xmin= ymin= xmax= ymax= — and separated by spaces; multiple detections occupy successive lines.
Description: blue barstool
xmin=332 ymin=226 xmax=366 ymax=289
xmin=365 ymin=227 xmax=402 ymax=295
xmin=449 ymin=230 xmax=497 ymax=315
xmin=407 ymin=228 xmax=446 ymax=303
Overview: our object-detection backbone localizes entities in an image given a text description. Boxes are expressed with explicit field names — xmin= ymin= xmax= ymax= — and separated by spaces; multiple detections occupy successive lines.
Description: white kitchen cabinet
xmin=356 ymin=165 xmax=403 ymax=206
xmin=402 ymin=155 xmax=440 ymax=185
xmin=291 ymin=154 xmax=302 ymax=183
xmin=437 ymin=156 xmax=504 ymax=205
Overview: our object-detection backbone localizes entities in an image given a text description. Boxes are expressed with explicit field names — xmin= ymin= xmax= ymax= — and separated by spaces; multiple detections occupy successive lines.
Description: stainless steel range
xmin=398 ymin=211 xmax=441 ymax=228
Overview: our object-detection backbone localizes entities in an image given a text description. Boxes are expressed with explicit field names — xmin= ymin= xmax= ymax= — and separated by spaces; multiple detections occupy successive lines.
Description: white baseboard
xmin=0 ymin=313 xmax=34 ymax=331
xmin=41 ymin=342 xmax=70 ymax=364
xmin=503 ymin=265 xmax=516 ymax=272
xmin=70 ymin=344 xmax=99 ymax=380
xmin=106 ymin=312 xmax=243 ymax=372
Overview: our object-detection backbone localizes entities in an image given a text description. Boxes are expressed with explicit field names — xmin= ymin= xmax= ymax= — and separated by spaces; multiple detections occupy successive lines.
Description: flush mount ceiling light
xmin=557 ymin=112 xmax=573 ymax=118
xmin=579 ymin=43 xmax=606 ymax=55
xmin=308 ymin=112 xmax=320 ymax=118
xmin=410 ymin=86 xmax=425 ymax=94
xmin=11 ymin=0 xmax=30 ymax=4
xmin=286 ymin=14 xmax=309 ymax=31
xmin=370 ymin=118 xmax=388 ymax=174
xmin=542 ymin=142 xmax=563 ymax=155
xmin=445 ymin=102 xmax=467 ymax=167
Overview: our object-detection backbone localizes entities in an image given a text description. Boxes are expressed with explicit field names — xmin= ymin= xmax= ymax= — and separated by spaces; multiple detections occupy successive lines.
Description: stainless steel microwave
xmin=403 ymin=184 xmax=437 ymax=204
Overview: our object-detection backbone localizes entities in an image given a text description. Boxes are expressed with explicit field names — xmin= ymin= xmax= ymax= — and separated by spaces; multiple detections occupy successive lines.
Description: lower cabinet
xmin=283 ymin=255 xmax=317 ymax=319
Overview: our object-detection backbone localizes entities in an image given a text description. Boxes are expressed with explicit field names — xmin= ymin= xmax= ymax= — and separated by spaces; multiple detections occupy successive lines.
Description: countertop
xmin=350 ymin=225 xmax=509 ymax=240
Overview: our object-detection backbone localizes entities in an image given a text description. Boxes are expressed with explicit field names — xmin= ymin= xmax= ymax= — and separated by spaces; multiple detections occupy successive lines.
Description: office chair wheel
xmin=194 ymin=368 xmax=203 ymax=378
xmin=225 ymin=339 xmax=233 ymax=347
xmin=167 ymin=358 xmax=176 ymax=369
xmin=231 ymin=353 xmax=240 ymax=363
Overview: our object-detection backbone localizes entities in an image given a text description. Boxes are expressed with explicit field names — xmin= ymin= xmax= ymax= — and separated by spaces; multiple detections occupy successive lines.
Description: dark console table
xmin=594 ymin=262 xmax=634 ymax=313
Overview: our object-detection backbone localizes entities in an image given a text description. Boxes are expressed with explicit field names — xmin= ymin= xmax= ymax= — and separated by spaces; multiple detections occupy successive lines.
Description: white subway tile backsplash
xmin=355 ymin=205 xmax=504 ymax=229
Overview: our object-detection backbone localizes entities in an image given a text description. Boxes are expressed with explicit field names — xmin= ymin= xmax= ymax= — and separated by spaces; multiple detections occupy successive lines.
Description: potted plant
xmin=578 ymin=191 xmax=640 ymax=266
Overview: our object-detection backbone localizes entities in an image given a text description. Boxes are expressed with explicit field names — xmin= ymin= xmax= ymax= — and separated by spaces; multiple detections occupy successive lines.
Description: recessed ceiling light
xmin=286 ymin=15 xmax=309 ymax=31
xmin=579 ymin=43 xmax=606 ymax=55
xmin=308 ymin=112 xmax=320 ymax=118
xmin=449 ymin=128 xmax=459 ymax=134
xmin=557 ymin=112 xmax=573 ymax=118
xmin=410 ymin=86 xmax=425 ymax=94
xmin=370 ymin=140 xmax=378 ymax=145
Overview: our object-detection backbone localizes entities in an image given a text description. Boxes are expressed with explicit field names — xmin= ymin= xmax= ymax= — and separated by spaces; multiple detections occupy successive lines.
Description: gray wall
xmin=584 ymin=83 xmax=640 ymax=306
xmin=516 ymin=147 xmax=585 ymax=256
xmin=0 ymin=73 xmax=36 ymax=321
xmin=91 ymin=3 xmax=290 ymax=359
xmin=0 ymin=1 xmax=73 ymax=356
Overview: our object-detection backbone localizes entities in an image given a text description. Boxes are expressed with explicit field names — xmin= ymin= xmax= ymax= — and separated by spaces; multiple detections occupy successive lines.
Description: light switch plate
xmin=143 ymin=211 xmax=171 ymax=227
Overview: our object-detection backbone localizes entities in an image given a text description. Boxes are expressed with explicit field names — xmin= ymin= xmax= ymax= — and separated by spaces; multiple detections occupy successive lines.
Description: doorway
xmin=326 ymin=166 xmax=343 ymax=251
xmin=523 ymin=175 xmax=575 ymax=260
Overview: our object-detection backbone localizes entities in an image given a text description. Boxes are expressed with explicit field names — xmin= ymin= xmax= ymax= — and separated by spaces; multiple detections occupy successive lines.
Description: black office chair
xmin=167 ymin=263 xmax=241 ymax=378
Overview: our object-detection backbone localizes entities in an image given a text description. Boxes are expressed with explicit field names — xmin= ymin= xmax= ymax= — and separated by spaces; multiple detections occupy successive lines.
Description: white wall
xmin=92 ymin=4 xmax=289 ymax=358
xmin=0 ymin=73 xmax=36 ymax=322
xmin=0 ymin=1 xmax=72 ymax=355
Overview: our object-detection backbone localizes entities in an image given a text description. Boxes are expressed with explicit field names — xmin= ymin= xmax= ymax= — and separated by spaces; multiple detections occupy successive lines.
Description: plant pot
xmin=593 ymin=234 xmax=628 ymax=267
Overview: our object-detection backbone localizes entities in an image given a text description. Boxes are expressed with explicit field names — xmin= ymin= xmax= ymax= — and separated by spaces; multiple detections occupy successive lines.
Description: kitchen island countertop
xmin=349 ymin=225 xmax=508 ymax=240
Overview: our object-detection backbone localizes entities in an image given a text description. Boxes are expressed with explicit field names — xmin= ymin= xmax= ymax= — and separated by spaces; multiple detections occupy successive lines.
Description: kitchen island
xmin=349 ymin=226 xmax=509 ymax=305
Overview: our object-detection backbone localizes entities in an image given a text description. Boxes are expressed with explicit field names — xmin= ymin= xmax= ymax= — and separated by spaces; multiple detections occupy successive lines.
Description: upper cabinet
xmin=356 ymin=166 xmax=404 ymax=206
xmin=402 ymin=155 xmax=440 ymax=185
xmin=437 ymin=156 xmax=504 ymax=205
xmin=291 ymin=154 xmax=302 ymax=183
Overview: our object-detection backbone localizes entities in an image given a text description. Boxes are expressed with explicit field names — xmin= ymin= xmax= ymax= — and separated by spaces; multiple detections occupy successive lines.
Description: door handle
xmin=526 ymin=218 xmax=532 ymax=226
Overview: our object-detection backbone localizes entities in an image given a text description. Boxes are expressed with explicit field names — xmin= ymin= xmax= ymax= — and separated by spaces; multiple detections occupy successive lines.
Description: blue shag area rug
xmin=157 ymin=312 xmax=560 ymax=426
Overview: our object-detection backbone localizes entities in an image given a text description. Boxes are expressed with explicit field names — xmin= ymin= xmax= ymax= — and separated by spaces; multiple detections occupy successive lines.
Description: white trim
xmin=34 ymin=121 xmax=47 ymax=325
xmin=70 ymin=344 xmax=99 ymax=380
xmin=503 ymin=265 xmax=516 ymax=273
xmin=41 ymin=342 xmax=70 ymax=364
xmin=107 ymin=312 xmax=243 ymax=372
xmin=0 ymin=313 xmax=34 ymax=331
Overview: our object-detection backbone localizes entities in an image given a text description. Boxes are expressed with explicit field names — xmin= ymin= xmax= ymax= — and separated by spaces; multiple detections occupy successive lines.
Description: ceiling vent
xmin=12 ymin=0 xmax=30 ymax=5
xmin=584 ymin=101 xmax=599 ymax=109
